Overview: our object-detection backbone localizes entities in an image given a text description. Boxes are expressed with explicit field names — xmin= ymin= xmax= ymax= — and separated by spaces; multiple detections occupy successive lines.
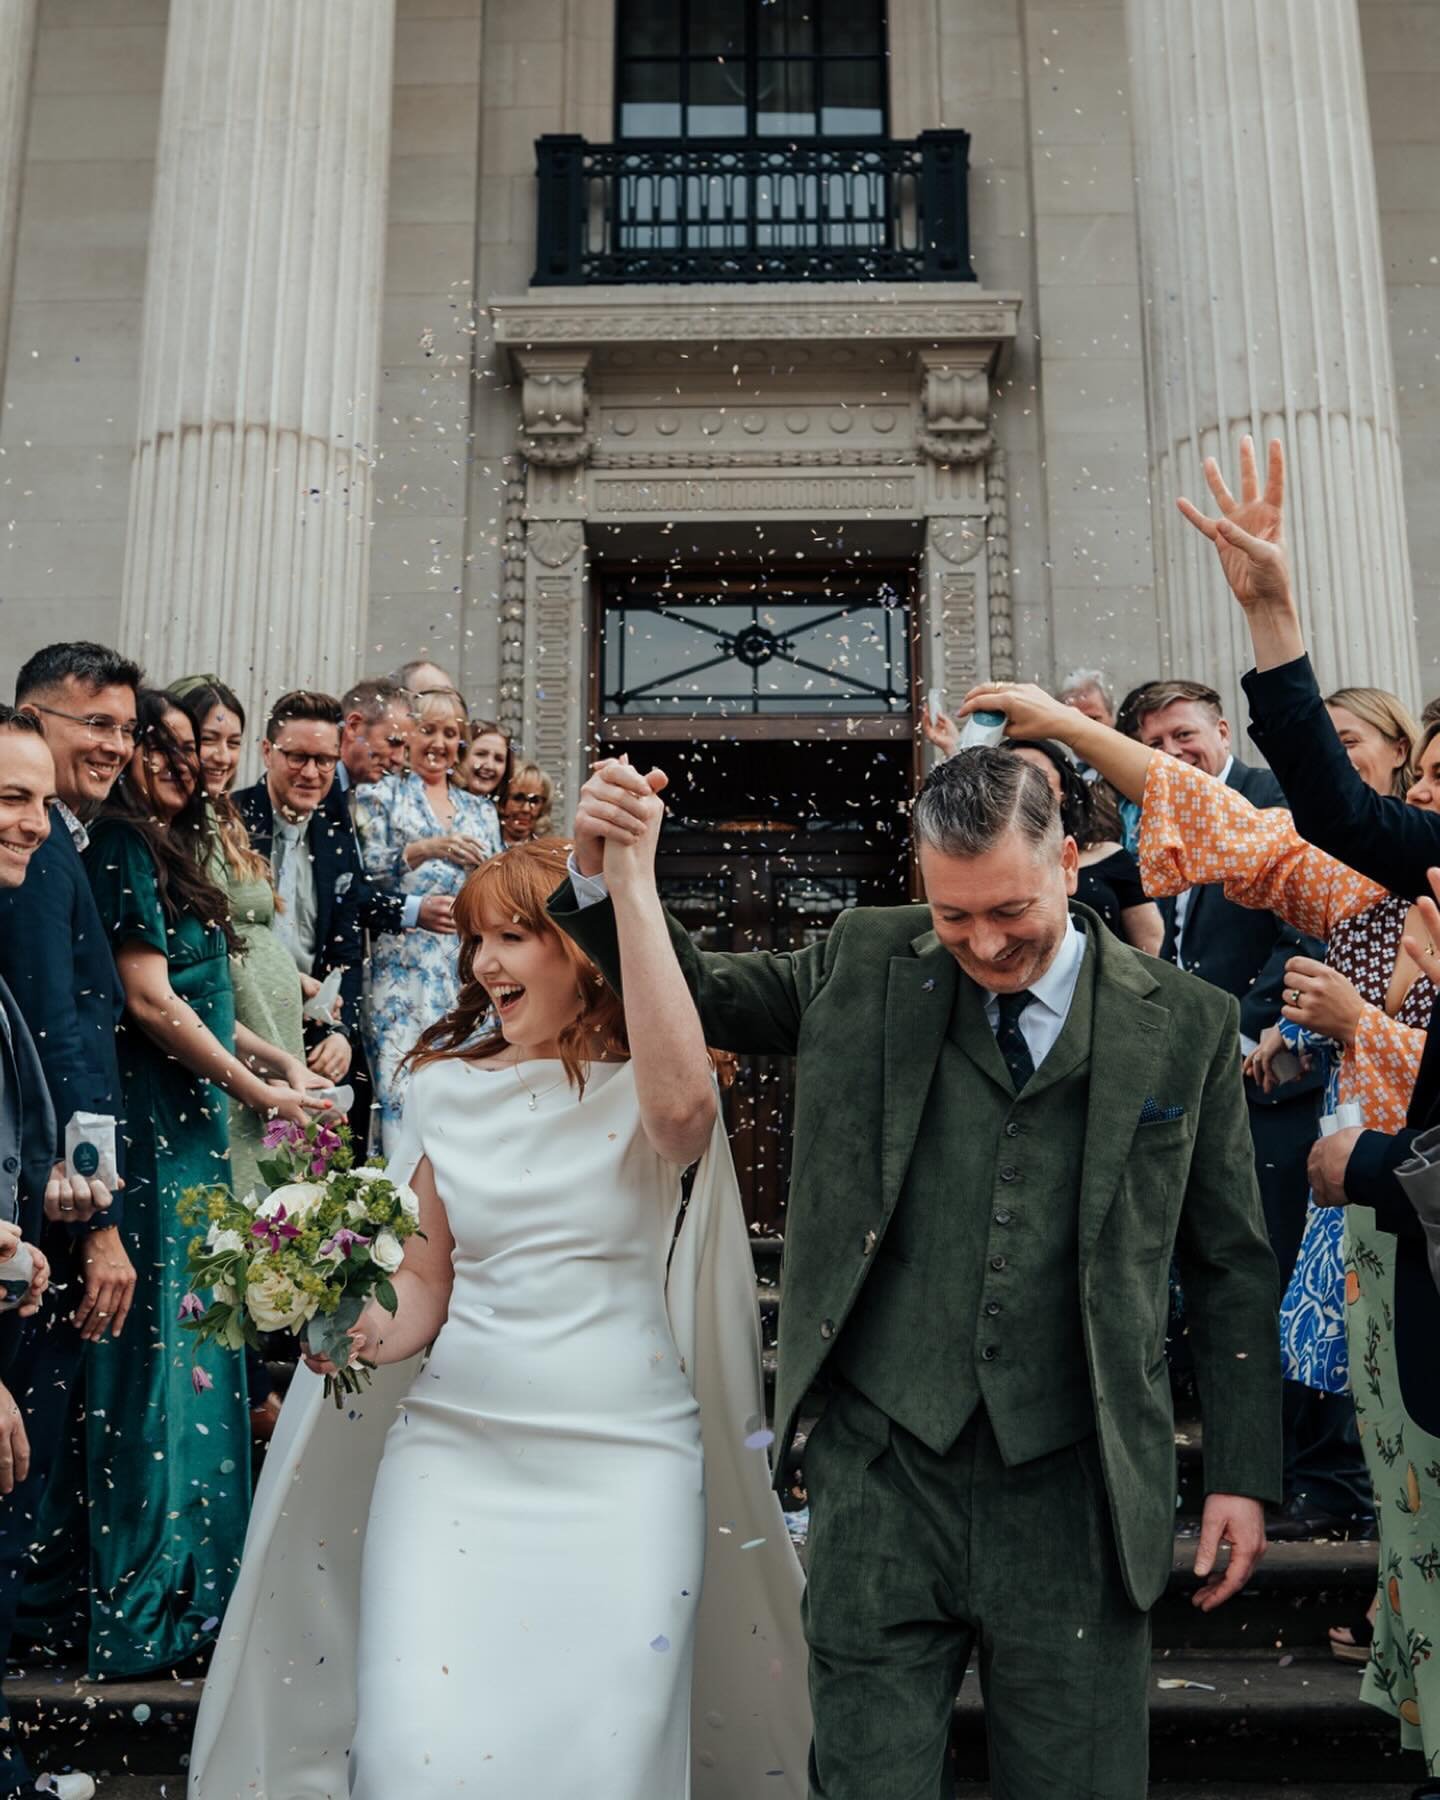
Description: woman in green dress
xmin=55 ymin=692 xmax=318 ymax=1678
xmin=170 ymin=676 xmax=319 ymax=1201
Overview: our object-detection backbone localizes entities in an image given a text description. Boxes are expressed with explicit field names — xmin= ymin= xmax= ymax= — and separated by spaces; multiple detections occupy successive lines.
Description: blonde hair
xmin=1326 ymin=686 xmax=1420 ymax=798
xmin=507 ymin=759 xmax=555 ymax=836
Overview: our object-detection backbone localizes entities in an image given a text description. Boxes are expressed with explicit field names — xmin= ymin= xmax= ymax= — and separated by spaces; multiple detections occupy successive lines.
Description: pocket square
xmin=1139 ymin=1096 xmax=1185 ymax=1125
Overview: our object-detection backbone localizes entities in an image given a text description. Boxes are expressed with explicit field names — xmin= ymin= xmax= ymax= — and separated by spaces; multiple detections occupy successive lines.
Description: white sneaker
xmin=34 ymin=1775 xmax=96 ymax=1800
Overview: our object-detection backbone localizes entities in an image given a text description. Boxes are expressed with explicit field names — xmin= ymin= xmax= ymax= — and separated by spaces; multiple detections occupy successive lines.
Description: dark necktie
xmin=994 ymin=989 xmax=1037 ymax=1093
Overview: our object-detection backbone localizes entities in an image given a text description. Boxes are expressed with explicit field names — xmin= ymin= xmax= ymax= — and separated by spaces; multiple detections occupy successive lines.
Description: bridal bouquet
xmin=177 ymin=1114 xmax=422 ymax=1402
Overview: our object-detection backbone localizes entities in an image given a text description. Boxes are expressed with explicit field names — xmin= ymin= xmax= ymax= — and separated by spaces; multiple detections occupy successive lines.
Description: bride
xmin=188 ymin=825 xmax=809 ymax=1797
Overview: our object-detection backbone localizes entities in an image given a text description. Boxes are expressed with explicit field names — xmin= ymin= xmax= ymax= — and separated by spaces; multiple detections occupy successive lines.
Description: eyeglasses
xmin=31 ymin=704 xmax=138 ymax=746
xmin=508 ymin=792 xmax=545 ymax=809
xmin=274 ymin=749 xmax=338 ymax=775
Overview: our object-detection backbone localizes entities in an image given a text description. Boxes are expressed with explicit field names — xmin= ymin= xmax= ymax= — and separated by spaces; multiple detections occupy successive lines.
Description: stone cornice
xmin=491 ymin=286 xmax=1021 ymax=357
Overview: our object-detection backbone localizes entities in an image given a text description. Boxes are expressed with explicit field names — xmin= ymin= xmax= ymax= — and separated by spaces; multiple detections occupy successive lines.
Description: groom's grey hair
xmin=912 ymin=747 xmax=1062 ymax=860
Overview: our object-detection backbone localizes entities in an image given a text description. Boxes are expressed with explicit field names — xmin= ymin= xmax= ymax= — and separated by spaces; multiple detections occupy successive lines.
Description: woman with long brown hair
xmin=190 ymin=833 xmax=809 ymax=1799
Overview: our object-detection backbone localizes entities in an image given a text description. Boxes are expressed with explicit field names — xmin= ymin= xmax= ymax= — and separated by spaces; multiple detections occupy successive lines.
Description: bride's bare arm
xmin=354 ymin=1155 xmax=455 ymax=1366
xmin=588 ymin=758 xmax=717 ymax=1165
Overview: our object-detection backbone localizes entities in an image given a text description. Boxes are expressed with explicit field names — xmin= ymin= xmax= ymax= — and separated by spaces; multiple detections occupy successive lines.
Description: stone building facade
xmin=0 ymin=0 xmax=1436 ymax=824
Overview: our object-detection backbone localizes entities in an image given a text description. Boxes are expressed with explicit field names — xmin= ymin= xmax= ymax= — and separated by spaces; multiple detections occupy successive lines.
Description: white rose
xmin=212 ymin=1281 xmax=239 ymax=1308
xmin=350 ymin=1166 xmax=387 ymax=1184
xmin=370 ymin=1230 xmax=405 ymax=1274
xmin=205 ymin=1226 xmax=246 ymax=1256
xmin=256 ymin=1181 xmax=326 ymax=1223
xmin=395 ymin=1183 xmax=420 ymax=1223
xmin=245 ymin=1264 xmax=312 ymax=1333
xmin=345 ymin=1197 xmax=369 ymax=1222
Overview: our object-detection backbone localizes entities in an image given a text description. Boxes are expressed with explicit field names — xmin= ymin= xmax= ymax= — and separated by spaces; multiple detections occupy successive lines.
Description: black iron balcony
xmin=532 ymin=130 xmax=975 ymax=286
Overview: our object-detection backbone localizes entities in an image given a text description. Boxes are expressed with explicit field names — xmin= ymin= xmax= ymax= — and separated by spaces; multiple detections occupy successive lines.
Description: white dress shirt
xmin=980 ymin=916 xmax=1086 ymax=1073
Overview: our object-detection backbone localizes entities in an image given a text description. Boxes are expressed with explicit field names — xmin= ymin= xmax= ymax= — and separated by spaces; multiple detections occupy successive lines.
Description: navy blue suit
xmin=232 ymin=780 xmax=378 ymax=1039
xmin=1156 ymin=757 xmax=1326 ymax=1281
xmin=0 ymin=975 xmax=84 ymax=1792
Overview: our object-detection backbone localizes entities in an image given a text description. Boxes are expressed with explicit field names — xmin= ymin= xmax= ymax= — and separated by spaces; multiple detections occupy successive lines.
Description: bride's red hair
xmin=404 ymin=837 xmax=628 ymax=1095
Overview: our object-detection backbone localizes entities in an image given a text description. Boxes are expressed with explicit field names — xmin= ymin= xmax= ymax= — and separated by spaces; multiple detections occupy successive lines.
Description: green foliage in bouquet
xmin=177 ymin=1114 xmax=423 ymax=1402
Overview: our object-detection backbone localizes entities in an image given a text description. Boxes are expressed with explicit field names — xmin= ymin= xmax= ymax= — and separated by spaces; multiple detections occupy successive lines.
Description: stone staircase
xmin=4 ymin=1237 xmax=1423 ymax=1798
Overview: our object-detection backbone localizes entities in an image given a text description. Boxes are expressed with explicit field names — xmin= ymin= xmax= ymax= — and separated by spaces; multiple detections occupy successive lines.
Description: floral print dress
xmin=1138 ymin=754 xmax=1438 ymax=1765
xmin=353 ymin=773 xmax=501 ymax=1153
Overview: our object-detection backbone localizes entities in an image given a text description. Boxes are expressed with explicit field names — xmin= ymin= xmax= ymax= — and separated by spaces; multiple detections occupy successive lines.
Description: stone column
xmin=120 ymin=0 xmax=395 ymax=711
xmin=1125 ymin=0 xmax=1419 ymax=707
xmin=0 ymin=0 xmax=38 ymax=413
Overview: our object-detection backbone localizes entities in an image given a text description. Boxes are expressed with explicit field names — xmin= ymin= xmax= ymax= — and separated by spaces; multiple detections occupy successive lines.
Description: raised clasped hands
xmin=1176 ymin=435 xmax=1293 ymax=615
xmin=572 ymin=756 xmax=668 ymax=887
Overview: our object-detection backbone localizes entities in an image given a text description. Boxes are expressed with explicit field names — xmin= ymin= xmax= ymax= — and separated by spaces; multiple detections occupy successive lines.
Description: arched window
xmin=616 ymin=0 xmax=888 ymax=141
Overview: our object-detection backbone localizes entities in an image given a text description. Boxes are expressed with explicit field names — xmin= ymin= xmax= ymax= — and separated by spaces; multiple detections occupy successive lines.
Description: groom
xmin=552 ymin=746 xmax=1280 ymax=1799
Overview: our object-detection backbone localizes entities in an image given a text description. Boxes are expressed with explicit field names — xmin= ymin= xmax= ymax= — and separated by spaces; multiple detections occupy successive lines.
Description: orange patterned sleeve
xmin=1136 ymin=754 xmax=1388 ymax=941
xmin=1345 ymin=1004 xmax=1426 ymax=1135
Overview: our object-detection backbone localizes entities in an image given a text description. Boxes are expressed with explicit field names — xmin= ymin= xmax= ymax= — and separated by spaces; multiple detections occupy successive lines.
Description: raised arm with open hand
xmin=1175 ymin=436 xmax=1305 ymax=672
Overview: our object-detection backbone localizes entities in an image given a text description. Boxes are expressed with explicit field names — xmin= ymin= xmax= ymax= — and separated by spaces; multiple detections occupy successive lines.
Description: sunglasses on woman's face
xmin=508 ymin=792 xmax=544 ymax=809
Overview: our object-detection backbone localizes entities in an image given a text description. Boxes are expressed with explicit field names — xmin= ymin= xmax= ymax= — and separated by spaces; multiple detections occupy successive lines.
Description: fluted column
xmin=121 ymin=1 xmax=395 ymax=710
xmin=0 ymin=0 xmax=38 ymax=413
xmin=1125 ymin=0 xmax=1418 ymax=707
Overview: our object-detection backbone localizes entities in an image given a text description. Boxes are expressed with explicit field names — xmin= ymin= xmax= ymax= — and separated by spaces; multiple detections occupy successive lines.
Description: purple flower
xmin=251 ymin=1205 xmax=302 ymax=1254
xmin=178 ymin=1293 xmax=204 ymax=1321
xmin=261 ymin=1119 xmax=302 ymax=1151
xmin=191 ymin=1366 xmax=214 ymax=1395
xmin=319 ymin=1227 xmax=371 ymax=1261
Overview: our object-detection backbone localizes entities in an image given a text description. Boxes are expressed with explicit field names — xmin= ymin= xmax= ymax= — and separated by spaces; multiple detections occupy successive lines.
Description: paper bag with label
xmin=65 ymin=1111 xmax=118 ymax=1189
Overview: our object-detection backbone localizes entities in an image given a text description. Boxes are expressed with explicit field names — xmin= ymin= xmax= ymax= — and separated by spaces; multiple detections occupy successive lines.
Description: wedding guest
xmin=0 ymin=709 xmax=87 ymax=1800
xmin=1004 ymin=738 xmax=1164 ymax=955
xmin=354 ymin=688 xmax=501 ymax=1151
xmin=1058 ymin=669 xmax=1117 ymax=729
xmin=169 ymin=677 xmax=324 ymax=1201
xmin=392 ymin=657 xmax=459 ymax=701
xmin=1324 ymin=686 xmax=1418 ymax=799
xmin=233 ymin=692 xmax=362 ymax=1085
xmin=2 ymin=643 xmax=137 ymax=1332
xmin=1170 ymin=435 xmax=1440 ymax=1765
xmin=33 ymin=691 xmax=316 ymax=1679
xmin=339 ymin=678 xmax=414 ymax=790
xmin=1422 ymin=695 xmax=1440 ymax=733
xmin=500 ymin=760 xmax=553 ymax=847
xmin=457 ymin=716 xmax=512 ymax=801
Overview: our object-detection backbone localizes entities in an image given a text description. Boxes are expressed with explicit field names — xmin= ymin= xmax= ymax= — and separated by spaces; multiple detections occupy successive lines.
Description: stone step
xmin=950 ymin=1652 xmax=1422 ymax=1786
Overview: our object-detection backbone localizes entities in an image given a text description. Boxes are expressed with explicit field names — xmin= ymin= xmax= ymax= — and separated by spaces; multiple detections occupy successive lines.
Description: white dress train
xmin=187 ymin=1056 xmax=809 ymax=1798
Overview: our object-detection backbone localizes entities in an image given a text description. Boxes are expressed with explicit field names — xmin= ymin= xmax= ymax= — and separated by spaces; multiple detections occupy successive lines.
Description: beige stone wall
xmin=1361 ymin=0 xmax=1440 ymax=700
xmin=0 ymin=0 xmax=164 ymax=689
xmin=1019 ymin=0 xmax=1157 ymax=704
xmin=925 ymin=0 xmax=1057 ymax=692
xmin=368 ymin=0 xmax=484 ymax=696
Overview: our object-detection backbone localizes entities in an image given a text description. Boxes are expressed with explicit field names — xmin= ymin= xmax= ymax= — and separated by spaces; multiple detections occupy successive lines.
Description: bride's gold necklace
xmin=513 ymin=1060 xmax=565 ymax=1112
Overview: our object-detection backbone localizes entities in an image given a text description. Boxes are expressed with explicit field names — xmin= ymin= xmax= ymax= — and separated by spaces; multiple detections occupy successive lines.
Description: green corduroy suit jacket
xmin=550 ymin=888 xmax=1282 ymax=1608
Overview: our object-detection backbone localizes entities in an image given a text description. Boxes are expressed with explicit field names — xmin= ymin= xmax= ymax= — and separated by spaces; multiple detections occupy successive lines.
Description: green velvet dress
xmin=31 ymin=819 xmax=253 ymax=1677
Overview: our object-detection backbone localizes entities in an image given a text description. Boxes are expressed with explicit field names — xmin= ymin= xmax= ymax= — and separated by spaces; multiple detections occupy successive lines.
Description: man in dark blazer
xmin=0 ymin=707 xmax=100 ymax=1800
xmin=1133 ymin=679 xmax=1365 ymax=1536
xmin=554 ymin=747 xmax=1280 ymax=1800
xmin=235 ymin=689 xmax=452 ymax=1089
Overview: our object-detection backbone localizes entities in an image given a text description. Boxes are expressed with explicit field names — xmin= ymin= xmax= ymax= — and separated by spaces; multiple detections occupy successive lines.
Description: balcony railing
xmin=532 ymin=130 xmax=975 ymax=286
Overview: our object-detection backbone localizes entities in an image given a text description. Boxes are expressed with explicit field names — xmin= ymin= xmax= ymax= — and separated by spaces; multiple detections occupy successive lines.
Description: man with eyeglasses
xmin=0 ymin=644 xmax=136 ymax=1329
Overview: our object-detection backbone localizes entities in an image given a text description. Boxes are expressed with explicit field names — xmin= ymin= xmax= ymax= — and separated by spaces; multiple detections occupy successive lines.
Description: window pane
xmin=758 ymin=0 xmax=816 ymax=57
xmin=821 ymin=0 xmax=884 ymax=56
xmin=689 ymin=0 xmax=745 ymax=57
xmin=756 ymin=59 xmax=816 ymax=136
xmin=820 ymin=58 xmax=884 ymax=135
xmin=619 ymin=0 xmax=682 ymax=56
xmin=687 ymin=58 xmax=747 ymax=135
xmin=619 ymin=59 xmax=683 ymax=137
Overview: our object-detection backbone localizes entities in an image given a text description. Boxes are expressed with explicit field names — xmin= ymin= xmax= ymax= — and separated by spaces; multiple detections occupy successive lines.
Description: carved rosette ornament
xmin=497 ymin=474 xmax=528 ymax=741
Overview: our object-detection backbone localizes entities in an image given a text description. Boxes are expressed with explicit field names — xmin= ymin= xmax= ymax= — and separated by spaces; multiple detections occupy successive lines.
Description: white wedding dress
xmin=188 ymin=1055 xmax=809 ymax=1799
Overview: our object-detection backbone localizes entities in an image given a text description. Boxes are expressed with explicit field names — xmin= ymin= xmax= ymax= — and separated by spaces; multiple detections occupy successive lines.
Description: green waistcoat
xmin=833 ymin=936 xmax=1097 ymax=1463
